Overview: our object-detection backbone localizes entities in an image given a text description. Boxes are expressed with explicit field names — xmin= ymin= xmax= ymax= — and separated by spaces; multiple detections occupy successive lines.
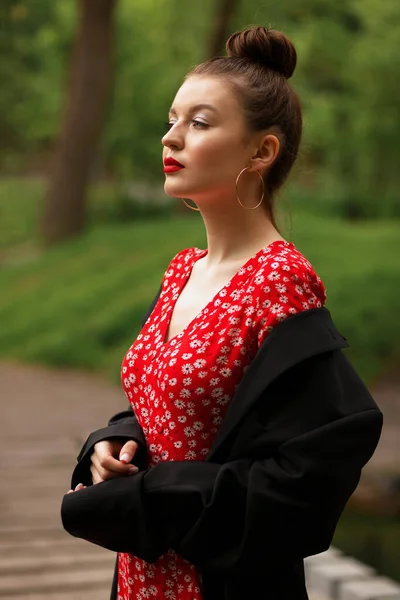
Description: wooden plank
xmin=0 ymin=568 xmax=113 ymax=597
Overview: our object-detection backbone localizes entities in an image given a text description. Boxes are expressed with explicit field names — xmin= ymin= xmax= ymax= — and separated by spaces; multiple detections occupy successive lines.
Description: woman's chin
xmin=164 ymin=182 xmax=187 ymax=198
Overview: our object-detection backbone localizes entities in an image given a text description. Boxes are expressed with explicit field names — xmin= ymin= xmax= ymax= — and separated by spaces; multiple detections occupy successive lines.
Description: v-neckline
xmin=162 ymin=240 xmax=288 ymax=346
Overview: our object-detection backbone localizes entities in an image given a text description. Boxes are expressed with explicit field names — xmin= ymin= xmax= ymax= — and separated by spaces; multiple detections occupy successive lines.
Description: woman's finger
xmin=90 ymin=453 xmax=112 ymax=481
xmin=90 ymin=463 xmax=103 ymax=485
xmin=119 ymin=440 xmax=139 ymax=463
xmin=91 ymin=451 xmax=137 ymax=480
xmin=66 ymin=485 xmax=86 ymax=494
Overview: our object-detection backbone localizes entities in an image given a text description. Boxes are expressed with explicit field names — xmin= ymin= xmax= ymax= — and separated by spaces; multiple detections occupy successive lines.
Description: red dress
xmin=118 ymin=241 xmax=326 ymax=600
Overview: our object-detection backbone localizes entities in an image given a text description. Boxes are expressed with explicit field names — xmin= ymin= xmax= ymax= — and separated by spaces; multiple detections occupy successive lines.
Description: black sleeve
xmin=62 ymin=352 xmax=382 ymax=573
xmin=174 ymin=408 xmax=382 ymax=572
xmin=70 ymin=285 xmax=162 ymax=488
xmin=71 ymin=408 xmax=147 ymax=487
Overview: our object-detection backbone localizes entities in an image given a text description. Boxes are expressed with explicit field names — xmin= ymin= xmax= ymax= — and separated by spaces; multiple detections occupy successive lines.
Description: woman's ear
xmin=250 ymin=132 xmax=280 ymax=172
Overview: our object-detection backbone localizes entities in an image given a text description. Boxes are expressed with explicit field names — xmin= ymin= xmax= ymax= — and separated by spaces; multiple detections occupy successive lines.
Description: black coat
xmin=61 ymin=292 xmax=382 ymax=600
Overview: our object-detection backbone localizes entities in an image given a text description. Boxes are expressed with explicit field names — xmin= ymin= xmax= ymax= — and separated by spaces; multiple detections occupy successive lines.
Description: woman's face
xmin=162 ymin=75 xmax=256 ymax=203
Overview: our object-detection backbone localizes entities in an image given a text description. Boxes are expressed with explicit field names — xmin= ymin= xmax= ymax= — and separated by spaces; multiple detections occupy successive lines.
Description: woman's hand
xmin=67 ymin=483 xmax=87 ymax=494
xmin=90 ymin=438 xmax=139 ymax=484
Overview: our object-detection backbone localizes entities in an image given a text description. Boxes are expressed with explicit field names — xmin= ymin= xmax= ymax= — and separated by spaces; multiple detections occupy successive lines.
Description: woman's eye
xmin=192 ymin=120 xmax=208 ymax=129
xmin=163 ymin=119 xmax=208 ymax=132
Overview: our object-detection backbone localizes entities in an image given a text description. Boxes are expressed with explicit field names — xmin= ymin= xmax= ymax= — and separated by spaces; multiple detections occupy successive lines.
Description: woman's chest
xmin=123 ymin=330 xmax=251 ymax=463
xmin=164 ymin=273 xmax=231 ymax=344
xmin=121 ymin=290 xmax=257 ymax=439
xmin=123 ymin=264 xmax=260 ymax=389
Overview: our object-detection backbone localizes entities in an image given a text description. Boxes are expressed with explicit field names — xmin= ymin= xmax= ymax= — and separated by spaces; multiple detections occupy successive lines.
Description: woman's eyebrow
xmin=169 ymin=103 xmax=219 ymax=115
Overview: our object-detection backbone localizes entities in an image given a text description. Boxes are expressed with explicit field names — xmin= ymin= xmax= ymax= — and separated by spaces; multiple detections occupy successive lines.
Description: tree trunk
xmin=207 ymin=0 xmax=239 ymax=59
xmin=40 ymin=0 xmax=117 ymax=246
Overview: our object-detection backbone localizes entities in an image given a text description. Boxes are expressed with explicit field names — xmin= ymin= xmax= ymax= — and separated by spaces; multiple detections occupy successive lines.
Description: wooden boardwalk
xmin=0 ymin=361 xmax=397 ymax=599
xmin=0 ymin=435 xmax=116 ymax=599
xmin=0 ymin=363 xmax=125 ymax=599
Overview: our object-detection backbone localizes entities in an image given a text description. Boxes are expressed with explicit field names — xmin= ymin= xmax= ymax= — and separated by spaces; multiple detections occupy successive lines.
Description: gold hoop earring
xmin=236 ymin=167 xmax=265 ymax=210
xmin=181 ymin=199 xmax=200 ymax=211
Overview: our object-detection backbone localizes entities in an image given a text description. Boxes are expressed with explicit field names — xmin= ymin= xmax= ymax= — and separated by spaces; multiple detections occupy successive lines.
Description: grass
xmin=0 ymin=177 xmax=44 ymax=250
xmin=0 ymin=177 xmax=399 ymax=385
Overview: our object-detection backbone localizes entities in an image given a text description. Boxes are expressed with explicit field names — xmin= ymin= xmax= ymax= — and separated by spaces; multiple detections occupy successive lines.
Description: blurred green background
xmin=0 ymin=0 xmax=399 ymax=583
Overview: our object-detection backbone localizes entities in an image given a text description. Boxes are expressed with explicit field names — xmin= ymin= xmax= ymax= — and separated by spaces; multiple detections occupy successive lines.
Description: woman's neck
xmin=198 ymin=205 xmax=284 ymax=269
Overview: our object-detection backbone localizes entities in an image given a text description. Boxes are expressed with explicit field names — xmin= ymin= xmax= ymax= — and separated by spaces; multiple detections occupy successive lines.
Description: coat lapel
xmin=207 ymin=308 xmax=348 ymax=461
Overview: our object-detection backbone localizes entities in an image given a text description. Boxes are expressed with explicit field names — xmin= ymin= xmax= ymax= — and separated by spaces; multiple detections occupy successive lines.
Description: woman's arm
xmin=62 ymin=350 xmax=382 ymax=572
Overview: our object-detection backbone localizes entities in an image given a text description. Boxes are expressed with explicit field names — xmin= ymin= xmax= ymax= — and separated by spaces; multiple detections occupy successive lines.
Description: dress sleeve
xmin=253 ymin=259 xmax=327 ymax=348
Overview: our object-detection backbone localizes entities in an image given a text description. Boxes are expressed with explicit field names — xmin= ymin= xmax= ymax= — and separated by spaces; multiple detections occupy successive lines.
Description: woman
xmin=62 ymin=26 xmax=383 ymax=600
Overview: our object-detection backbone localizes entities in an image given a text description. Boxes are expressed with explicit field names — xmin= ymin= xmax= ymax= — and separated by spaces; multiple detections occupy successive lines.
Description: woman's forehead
xmin=171 ymin=76 xmax=241 ymax=116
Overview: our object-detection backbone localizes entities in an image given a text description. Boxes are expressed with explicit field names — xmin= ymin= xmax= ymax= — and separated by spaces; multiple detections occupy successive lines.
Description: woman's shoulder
xmin=254 ymin=240 xmax=315 ymax=272
xmin=248 ymin=241 xmax=327 ymax=346
xmin=168 ymin=246 xmax=203 ymax=266
xmin=250 ymin=240 xmax=327 ymax=311
xmin=163 ymin=247 xmax=203 ymax=279
xmin=253 ymin=240 xmax=325 ymax=295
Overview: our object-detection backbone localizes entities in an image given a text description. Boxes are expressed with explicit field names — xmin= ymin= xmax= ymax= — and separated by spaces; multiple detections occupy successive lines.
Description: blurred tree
xmin=207 ymin=0 xmax=240 ymax=58
xmin=40 ymin=0 xmax=117 ymax=245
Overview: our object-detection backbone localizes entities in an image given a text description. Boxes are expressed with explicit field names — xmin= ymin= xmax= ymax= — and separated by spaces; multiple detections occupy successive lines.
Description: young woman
xmin=62 ymin=26 xmax=382 ymax=600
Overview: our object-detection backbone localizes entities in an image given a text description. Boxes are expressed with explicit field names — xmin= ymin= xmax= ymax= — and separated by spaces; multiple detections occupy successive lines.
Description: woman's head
xmin=162 ymin=26 xmax=302 ymax=226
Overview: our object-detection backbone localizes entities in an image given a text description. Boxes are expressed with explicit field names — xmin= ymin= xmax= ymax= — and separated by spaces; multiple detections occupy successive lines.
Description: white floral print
xmin=118 ymin=241 xmax=326 ymax=599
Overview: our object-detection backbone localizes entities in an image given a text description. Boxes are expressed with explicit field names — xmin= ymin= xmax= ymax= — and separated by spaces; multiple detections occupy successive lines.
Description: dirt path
xmin=0 ymin=360 xmax=398 ymax=598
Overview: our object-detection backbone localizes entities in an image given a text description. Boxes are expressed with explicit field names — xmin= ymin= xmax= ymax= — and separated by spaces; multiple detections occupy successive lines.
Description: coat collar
xmin=207 ymin=307 xmax=348 ymax=461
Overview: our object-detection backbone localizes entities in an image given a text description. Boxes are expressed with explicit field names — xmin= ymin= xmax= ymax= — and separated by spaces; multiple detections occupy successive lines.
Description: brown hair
xmin=187 ymin=26 xmax=302 ymax=228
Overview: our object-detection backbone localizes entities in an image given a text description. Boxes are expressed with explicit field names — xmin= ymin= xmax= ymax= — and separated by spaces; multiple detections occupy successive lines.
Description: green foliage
xmin=0 ymin=218 xmax=205 ymax=382
xmin=0 ymin=178 xmax=43 ymax=249
xmin=238 ymin=0 xmax=400 ymax=218
xmin=103 ymin=0 xmax=215 ymax=178
xmin=290 ymin=210 xmax=400 ymax=382
xmin=0 ymin=179 xmax=399 ymax=385
xmin=0 ymin=1 xmax=75 ymax=168
xmin=1 ymin=0 xmax=400 ymax=217
xmin=334 ymin=507 xmax=400 ymax=582
xmin=0 ymin=177 xmax=174 ymax=253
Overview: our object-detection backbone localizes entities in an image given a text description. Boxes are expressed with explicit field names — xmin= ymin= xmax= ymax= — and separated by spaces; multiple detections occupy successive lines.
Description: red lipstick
xmin=164 ymin=156 xmax=185 ymax=173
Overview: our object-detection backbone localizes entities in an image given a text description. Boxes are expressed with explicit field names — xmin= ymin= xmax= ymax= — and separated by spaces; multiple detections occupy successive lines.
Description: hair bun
xmin=226 ymin=27 xmax=297 ymax=79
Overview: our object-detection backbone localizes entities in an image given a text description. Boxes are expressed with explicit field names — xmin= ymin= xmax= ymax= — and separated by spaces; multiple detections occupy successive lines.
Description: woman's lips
xmin=164 ymin=165 xmax=185 ymax=173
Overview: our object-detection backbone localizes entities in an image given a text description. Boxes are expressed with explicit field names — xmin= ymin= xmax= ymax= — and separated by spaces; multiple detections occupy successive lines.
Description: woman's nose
xmin=162 ymin=124 xmax=183 ymax=150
